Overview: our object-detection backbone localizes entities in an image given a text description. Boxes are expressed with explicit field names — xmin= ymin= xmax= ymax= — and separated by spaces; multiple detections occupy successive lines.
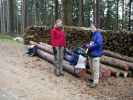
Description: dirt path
xmin=0 ymin=42 xmax=132 ymax=100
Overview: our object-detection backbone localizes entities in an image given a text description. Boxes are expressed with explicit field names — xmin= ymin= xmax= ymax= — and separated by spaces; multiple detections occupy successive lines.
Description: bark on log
xmin=101 ymin=56 xmax=130 ymax=71
xmin=29 ymin=41 xmax=133 ymax=78
xmin=100 ymin=65 xmax=112 ymax=78
xmin=101 ymin=64 xmax=128 ymax=78
xmin=64 ymin=25 xmax=105 ymax=32
xmin=87 ymin=64 xmax=112 ymax=78
xmin=30 ymin=42 xmax=112 ymax=78
xmin=36 ymin=49 xmax=78 ymax=76
xmin=30 ymin=41 xmax=133 ymax=71
xmin=37 ymin=48 xmax=112 ymax=78
xmin=104 ymin=50 xmax=133 ymax=63
xmin=30 ymin=41 xmax=53 ymax=54
xmin=39 ymin=43 xmax=133 ymax=71
xmin=101 ymin=64 xmax=120 ymax=77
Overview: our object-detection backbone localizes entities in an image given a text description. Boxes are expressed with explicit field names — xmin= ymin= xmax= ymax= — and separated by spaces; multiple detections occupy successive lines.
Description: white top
xmin=75 ymin=55 xmax=86 ymax=69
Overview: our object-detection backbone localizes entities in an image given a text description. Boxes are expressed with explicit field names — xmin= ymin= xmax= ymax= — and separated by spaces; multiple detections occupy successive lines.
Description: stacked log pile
xmin=104 ymin=31 xmax=133 ymax=57
xmin=29 ymin=41 xmax=133 ymax=78
xmin=23 ymin=26 xmax=50 ymax=44
xmin=64 ymin=26 xmax=133 ymax=56
xmin=24 ymin=25 xmax=133 ymax=57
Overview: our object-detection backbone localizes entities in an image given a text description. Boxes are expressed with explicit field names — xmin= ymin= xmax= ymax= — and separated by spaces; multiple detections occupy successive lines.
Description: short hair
xmin=54 ymin=19 xmax=63 ymax=28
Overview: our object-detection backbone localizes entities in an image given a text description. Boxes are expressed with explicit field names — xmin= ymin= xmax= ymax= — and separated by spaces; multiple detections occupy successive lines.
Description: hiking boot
xmin=87 ymin=78 xmax=93 ymax=83
xmin=89 ymin=83 xmax=97 ymax=88
xmin=59 ymin=67 xmax=64 ymax=76
xmin=60 ymin=71 xmax=64 ymax=76
xmin=55 ymin=69 xmax=61 ymax=77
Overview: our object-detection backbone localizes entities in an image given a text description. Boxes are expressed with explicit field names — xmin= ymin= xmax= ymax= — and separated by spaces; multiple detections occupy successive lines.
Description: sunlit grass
xmin=0 ymin=33 xmax=23 ymax=47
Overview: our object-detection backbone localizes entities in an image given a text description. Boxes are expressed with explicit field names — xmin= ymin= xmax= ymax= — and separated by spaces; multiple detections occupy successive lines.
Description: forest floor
xmin=0 ymin=35 xmax=132 ymax=100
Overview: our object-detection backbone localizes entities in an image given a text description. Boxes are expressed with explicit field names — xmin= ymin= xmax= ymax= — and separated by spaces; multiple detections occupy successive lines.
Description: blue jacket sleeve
xmin=90 ymin=32 xmax=103 ymax=50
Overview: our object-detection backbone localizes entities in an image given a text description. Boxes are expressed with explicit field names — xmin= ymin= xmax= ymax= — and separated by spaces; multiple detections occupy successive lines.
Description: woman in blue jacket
xmin=88 ymin=24 xmax=104 ymax=88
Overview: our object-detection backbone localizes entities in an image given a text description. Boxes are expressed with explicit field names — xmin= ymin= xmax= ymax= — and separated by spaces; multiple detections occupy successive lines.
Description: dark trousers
xmin=53 ymin=47 xmax=64 ymax=73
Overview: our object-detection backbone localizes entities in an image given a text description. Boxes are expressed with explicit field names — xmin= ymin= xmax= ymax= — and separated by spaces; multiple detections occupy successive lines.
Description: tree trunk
xmin=93 ymin=0 xmax=101 ymax=28
xmin=128 ymin=0 xmax=132 ymax=31
xmin=116 ymin=0 xmax=119 ymax=30
xmin=0 ymin=0 xmax=1 ymax=32
xmin=62 ymin=0 xmax=73 ymax=25
xmin=1 ymin=0 xmax=6 ymax=32
xmin=0 ymin=0 xmax=3 ymax=32
xmin=22 ymin=0 xmax=28 ymax=33
xmin=7 ymin=0 xmax=10 ymax=32
xmin=8 ymin=0 xmax=15 ymax=33
xmin=3 ymin=0 xmax=7 ymax=32
xmin=122 ymin=0 xmax=125 ymax=29
xmin=55 ymin=0 xmax=59 ymax=20
xmin=79 ymin=0 xmax=84 ymax=26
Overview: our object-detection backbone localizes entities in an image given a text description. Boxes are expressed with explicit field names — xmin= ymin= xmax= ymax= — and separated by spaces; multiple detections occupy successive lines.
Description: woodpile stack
xmin=29 ymin=41 xmax=133 ymax=78
xmin=24 ymin=25 xmax=133 ymax=57
xmin=23 ymin=25 xmax=50 ymax=44
xmin=104 ymin=31 xmax=133 ymax=57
